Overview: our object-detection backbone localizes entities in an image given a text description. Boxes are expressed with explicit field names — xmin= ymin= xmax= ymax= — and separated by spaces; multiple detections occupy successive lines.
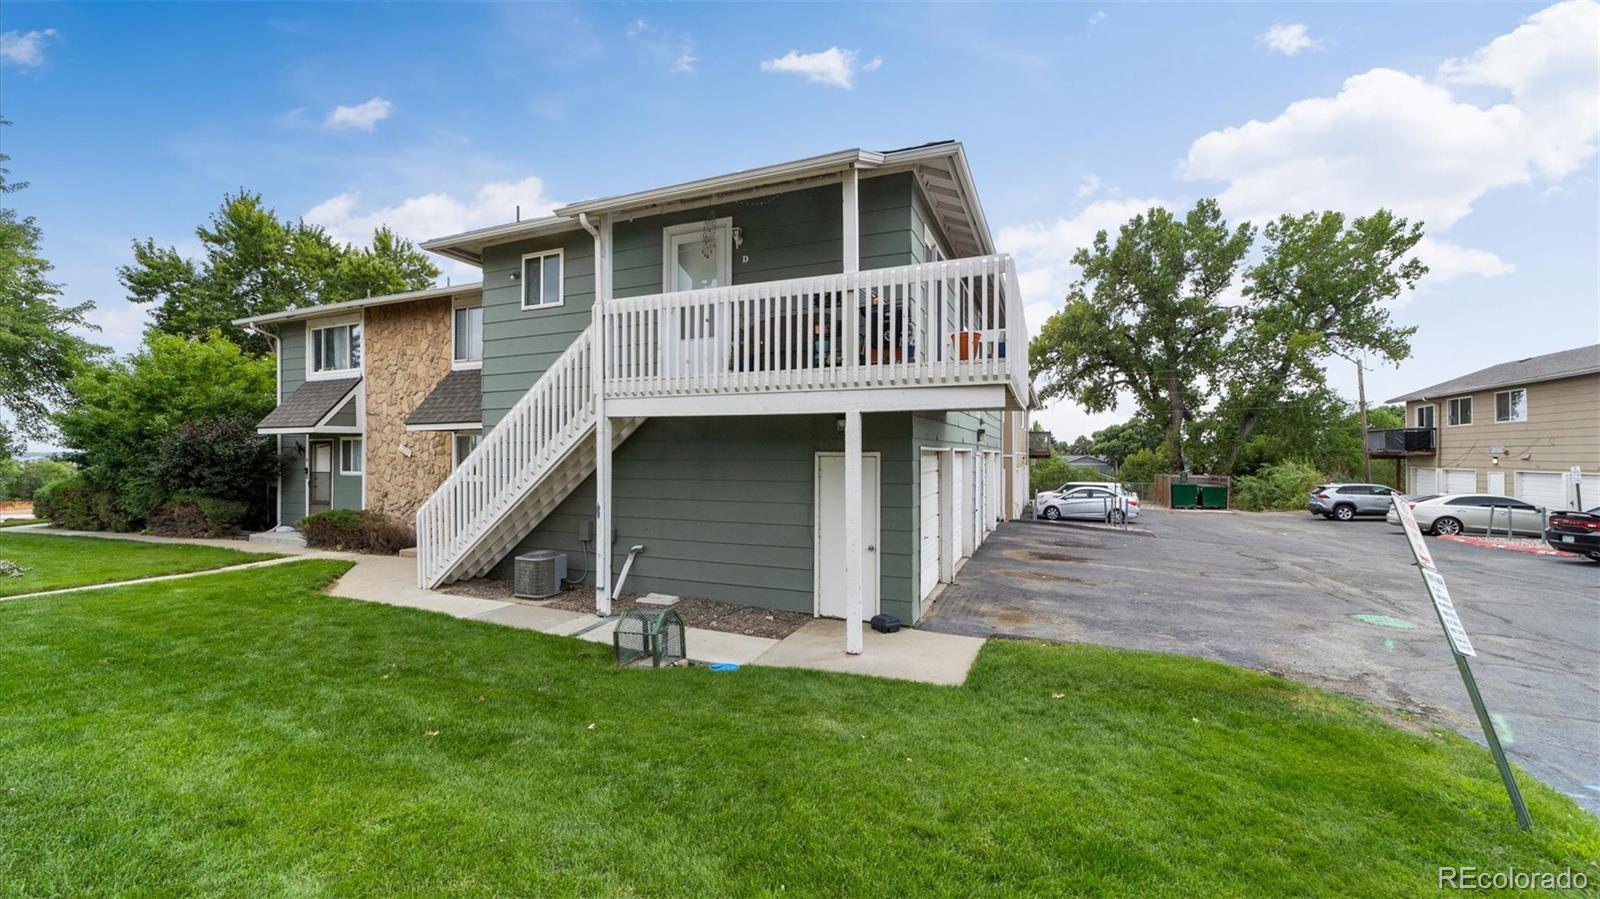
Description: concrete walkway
xmin=9 ymin=527 xmax=986 ymax=684
xmin=0 ymin=552 xmax=349 ymax=602
xmin=3 ymin=524 xmax=324 ymax=554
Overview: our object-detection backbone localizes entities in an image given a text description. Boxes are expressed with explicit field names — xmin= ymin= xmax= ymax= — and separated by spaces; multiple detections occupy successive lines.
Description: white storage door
xmin=1444 ymin=469 xmax=1476 ymax=494
xmin=1515 ymin=471 xmax=1567 ymax=511
xmin=919 ymin=451 xmax=942 ymax=600
xmin=1413 ymin=468 xmax=1438 ymax=495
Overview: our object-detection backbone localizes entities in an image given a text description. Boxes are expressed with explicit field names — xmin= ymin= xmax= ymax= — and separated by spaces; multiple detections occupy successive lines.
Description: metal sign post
xmin=1392 ymin=496 xmax=1532 ymax=830
xmin=1572 ymin=466 xmax=1583 ymax=510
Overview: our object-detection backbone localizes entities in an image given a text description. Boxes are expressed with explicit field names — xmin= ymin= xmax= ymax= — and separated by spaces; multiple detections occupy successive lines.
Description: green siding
xmin=278 ymin=322 xmax=306 ymax=395
xmin=325 ymin=397 xmax=357 ymax=427
xmin=909 ymin=178 xmax=955 ymax=264
xmin=479 ymin=229 xmax=596 ymax=429
xmin=495 ymin=413 xmax=920 ymax=624
xmin=332 ymin=464 xmax=363 ymax=511
xmin=278 ymin=435 xmax=305 ymax=525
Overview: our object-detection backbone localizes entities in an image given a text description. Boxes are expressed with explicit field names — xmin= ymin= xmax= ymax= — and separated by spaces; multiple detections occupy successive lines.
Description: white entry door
xmin=664 ymin=219 xmax=731 ymax=377
xmin=1486 ymin=470 xmax=1505 ymax=496
xmin=919 ymin=450 xmax=943 ymax=602
xmin=816 ymin=453 xmax=881 ymax=620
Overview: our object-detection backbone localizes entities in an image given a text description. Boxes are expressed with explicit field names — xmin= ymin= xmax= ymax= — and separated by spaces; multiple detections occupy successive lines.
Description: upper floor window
xmin=1415 ymin=404 xmax=1435 ymax=430
xmin=1494 ymin=388 xmax=1527 ymax=423
xmin=454 ymin=305 xmax=483 ymax=365
xmin=311 ymin=322 xmax=361 ymax=374
xmin=521 ymin=250 xmax=563 ymax=309
xmin=1446 ymin=396 xmax=1472 ymax=427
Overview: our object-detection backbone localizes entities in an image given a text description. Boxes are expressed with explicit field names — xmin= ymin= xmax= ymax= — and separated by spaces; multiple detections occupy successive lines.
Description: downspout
xmin=578 ymin=212 xmax=612 ymax=615
xmin=246 ymin=322 xmax=284 ymax=530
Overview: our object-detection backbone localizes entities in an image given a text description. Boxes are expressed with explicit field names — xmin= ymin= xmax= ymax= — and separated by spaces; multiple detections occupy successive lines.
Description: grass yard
xmin=0 ymin=531 xmax=279 ymax=597
xmin=0 ymin=561 xmax=1595 ymax=896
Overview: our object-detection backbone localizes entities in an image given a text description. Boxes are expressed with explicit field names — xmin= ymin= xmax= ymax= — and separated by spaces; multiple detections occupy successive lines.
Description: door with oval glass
xmin=663 ymin=218 xmax=732 ymax=377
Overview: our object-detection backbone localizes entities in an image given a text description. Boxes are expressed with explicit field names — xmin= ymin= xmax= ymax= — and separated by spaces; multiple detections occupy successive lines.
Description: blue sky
xmin=3 ymin=1 xmax=1596 ymax=446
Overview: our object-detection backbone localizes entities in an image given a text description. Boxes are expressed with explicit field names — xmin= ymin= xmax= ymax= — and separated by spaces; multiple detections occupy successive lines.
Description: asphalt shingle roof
xmin=406 ymin=368 xmax=482 ymax=427
xmin=257 ymin=377 xmax=361 ymax=431
xmin=1386 ymin=344 xmax=1600 ymax=403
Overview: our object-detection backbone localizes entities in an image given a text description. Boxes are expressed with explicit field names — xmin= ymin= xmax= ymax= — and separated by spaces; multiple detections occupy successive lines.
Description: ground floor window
xmin=453 ymin=431 xmax=482 ymax=468
xmin=339 ymin=437 xmax=363 ymax=474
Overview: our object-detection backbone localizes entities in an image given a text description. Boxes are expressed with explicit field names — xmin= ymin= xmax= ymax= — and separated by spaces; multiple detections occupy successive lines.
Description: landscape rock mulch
xmin=442 ymin=579 xmax=811 ymax=640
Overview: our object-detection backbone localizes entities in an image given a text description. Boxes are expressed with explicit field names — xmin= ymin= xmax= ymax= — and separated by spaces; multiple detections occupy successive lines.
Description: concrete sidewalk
xmin=1 ymin=552 xmax=348 ymax=602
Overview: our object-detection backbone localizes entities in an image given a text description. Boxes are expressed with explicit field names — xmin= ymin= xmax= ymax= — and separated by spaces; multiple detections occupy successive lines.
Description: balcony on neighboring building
xmin=1366 ymin=427 xmax=1436 ymax=457
xmin=1027 ymin=429 xmax=1053 ymax=458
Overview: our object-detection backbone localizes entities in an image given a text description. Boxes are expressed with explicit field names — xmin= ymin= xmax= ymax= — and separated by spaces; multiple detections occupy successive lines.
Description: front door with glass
xmin=663 ymin=219 xmax=731 ymax=377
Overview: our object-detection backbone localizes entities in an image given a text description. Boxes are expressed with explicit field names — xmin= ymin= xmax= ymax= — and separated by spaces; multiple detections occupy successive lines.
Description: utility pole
xmin=1357 ymin=357 xmax=1372 ymax=483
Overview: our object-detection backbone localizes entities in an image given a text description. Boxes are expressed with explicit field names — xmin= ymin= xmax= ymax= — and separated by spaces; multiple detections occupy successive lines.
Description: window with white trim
xmin=1447 ymin=396 xmax=1472 ymax=426
xmin=1415 ymin=403 xmax=1435 ymax=430
xmin=452 ymin=431 xmax=482 ymax=468
xmin=453 ymin=305 xmax=483 ymax=364
xmin=1494 ymin=388 xmax=1526 ymax=423
xmin=339 ymin=437 xmax=364 ymax=474
xmin=311 ymin=322 xmax=362 ymax=374
xmin=520 ymin=250 xmax=563 ymax=309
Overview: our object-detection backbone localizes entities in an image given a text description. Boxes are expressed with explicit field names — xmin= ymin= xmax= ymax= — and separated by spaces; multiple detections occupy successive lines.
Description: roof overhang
xmin=421 ymin=142 xmax=995 ymax=264
xmin=232 ymin=283 xmax=483 ymax=328
xmin=255 ymin=377 xmax=362 ymax=432
xmin=1387 ymin=366 xmax=1600 ymax=403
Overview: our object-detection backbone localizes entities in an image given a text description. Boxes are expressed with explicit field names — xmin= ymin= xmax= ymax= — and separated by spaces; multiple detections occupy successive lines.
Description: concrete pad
xmin=637 ymin=592 xmax=679 ymax=606
xmin=576 ymin=619 xmax=620 ymax=644
xmin=327 ymin=555 xmax=510 ymax=619
xmin=467 ymin=602 xmax=589 ymax=633
xmin=683 ymin=627 xmax=776 ymax=665
xmin=545 ymin=613 xmax=612 ymax=636
xmin=752 ymin=619 xmax=984 ymax=686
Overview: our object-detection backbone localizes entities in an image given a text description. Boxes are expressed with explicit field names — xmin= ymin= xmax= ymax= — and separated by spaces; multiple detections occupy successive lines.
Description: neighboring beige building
xmin=1374 ymin=344 xmax=1599 ymax=510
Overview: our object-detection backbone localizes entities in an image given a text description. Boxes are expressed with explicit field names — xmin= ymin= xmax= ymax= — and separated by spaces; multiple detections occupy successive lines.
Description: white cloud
xmin=1185 ymin=1 xmax=1599 ymax=283
xmin=82 ymin=302 xmax=153 ymax=355
xmin=1088 ymin=10 xmax=1107 ymax=25
xmin=1258 ymin=23 xmax=1319 ymax=56
xmin=325 ymin=97 xmax=394 ymax=131
xmin=997 ymin=197 xmax=1169 ymax=330
xmin=760 ymin=47 xmax=878 ymax=89
xmin=0 ymin=28 xmax=59 ymax=67
xmin=305 ymin=176 xmax=560 ymax=278
xmin=626 ymin=18 xmax=696 ymax=74
xmin=1076 ymin=174 xmax=1103 ymax=198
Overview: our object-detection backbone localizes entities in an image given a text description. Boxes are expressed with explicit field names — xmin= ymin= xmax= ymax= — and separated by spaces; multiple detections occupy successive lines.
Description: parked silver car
xmin=1038 ymin=486 xmax=1140 ymax=524
xmin=1308 ymin=483 xmax=1401 ymax=520
xmin=1384 ymin=493 xmax=1546 ymax=537
xmin=1035 ymin=481 xmax=1139 ymax=509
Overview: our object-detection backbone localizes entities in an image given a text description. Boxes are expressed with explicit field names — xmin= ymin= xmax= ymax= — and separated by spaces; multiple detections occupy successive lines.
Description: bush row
xmin=298 ymin=509 xmax=414 ymax=555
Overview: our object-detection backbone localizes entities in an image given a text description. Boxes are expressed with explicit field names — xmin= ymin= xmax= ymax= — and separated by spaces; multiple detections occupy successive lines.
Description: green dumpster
xmin=1170 ymin=483 xmax=1200 ymax=509
xmin=1200 ymin=485 xmax=1228 ymax=509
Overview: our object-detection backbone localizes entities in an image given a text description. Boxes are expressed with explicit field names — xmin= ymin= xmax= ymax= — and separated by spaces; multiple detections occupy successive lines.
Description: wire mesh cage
xmin=612 ymin=608 xmax=687 ymax=668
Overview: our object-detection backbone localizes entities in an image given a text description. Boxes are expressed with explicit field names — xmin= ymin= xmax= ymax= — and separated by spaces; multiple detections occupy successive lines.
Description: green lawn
xmin=0 ymin=531 xmax=279 ymax=597
xmin=1 ymin=561 xmax=1594 ymax=896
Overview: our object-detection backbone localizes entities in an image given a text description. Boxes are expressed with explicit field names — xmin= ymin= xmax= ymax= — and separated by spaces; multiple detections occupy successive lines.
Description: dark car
xmin=1544 ymin=506 xmax=1600 ymax=560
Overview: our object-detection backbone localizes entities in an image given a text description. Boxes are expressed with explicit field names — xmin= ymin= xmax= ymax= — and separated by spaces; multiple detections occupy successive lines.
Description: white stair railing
xmin=416 ymin=328 xmax=594 ymax=587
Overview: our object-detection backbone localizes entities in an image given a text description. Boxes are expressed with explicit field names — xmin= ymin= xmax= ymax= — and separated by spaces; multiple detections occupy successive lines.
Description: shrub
xmin=31 ymin=474 xmax=134 ymax=532
xmin=1117 ymin=445 xmax=1172 ymax=487
xmin=0 ymin=458 xmax=75 ymax=501
xmin=1232 ymin=460 xmax=1325 ymax=512
xmin=150 ymin=417 xmax=279 ymax=528
xmin=147 ymin=494 xmax=249 ymax=538
xmin=297 ymin=509 xmax=415 ymax=555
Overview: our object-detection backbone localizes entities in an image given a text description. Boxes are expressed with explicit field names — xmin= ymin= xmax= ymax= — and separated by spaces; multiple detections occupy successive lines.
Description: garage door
xmin=1515 ymin=471 xmax=1567 ymax=511
xmin=919 ymin=451 xmax=942 ymax=601
xmin=1412 ymin=467 xmax=1439 ymax=495
xmin=1444 ymin=469 xmax=1476 ymax=494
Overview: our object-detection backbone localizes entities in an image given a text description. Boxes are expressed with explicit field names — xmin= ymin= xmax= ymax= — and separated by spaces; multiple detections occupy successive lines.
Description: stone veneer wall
xmin=364 ymin=296 xmax=455 ymax=519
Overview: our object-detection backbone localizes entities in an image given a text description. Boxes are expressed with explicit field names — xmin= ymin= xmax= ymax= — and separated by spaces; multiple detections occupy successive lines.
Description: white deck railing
xmin=599 ymin=254 xmax=1027 ymax=406
xmin=415 ymin=329 xmax=594 ymax=587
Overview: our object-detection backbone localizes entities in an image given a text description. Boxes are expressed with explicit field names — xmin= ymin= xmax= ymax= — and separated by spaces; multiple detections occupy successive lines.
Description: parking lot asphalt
xmin=921 ymin=509 xmax=1600 ymax=815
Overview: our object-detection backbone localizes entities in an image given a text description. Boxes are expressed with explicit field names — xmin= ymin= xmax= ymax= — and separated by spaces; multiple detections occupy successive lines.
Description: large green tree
xmin=1030 ymin=200 xmax=1253 ymax=472
xmin=0 ymin=124 xmax=106 ymax=456
xmin=120 ymin=193 xmax=440 ymax=353
xmin=1031 ymin=201 xmax=1424 ymax=476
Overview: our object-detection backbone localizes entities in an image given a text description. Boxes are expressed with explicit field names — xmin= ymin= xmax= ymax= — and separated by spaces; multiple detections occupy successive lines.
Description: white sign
xmin=1572 ymin=466 xmax=1583 ymax=484
xmin=1420 ymin=568 xmax=1476 ymax=657
xmin=1392 ymin=496 xmax=1435 ymax=571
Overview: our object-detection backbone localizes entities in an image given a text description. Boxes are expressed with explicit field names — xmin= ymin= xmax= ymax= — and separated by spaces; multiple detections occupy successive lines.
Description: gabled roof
xmin=1387 ymin=344 xmax=1600 ymax=403
xmin=257 ymin=377 xmax=361 ymax=432
xmin=405 ymin=369 xmax=482 ymax=428
xmin=423 ymin=142 xmax=995 ymax=264
xmin=231 ymin=283 xmax=482 ymax=328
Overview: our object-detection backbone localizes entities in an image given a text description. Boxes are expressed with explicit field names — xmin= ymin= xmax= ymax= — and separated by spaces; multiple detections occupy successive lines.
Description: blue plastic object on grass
xmin=708 ymin=663 xmax=740 ymax=672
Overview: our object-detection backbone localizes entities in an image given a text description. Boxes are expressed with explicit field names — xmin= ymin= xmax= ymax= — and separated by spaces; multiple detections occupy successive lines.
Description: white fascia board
xmin=555 ymin=149 xmax=880 ymax=219
xmin=405 ymin=421 xmax=482 ymax=432
xmin=419 ymin=215 xmax=576 ymax=266
xmin=607 ymin=384 xmax=1008 ymax=418
xmin=232 ymin=283 xmax=484 ymax=327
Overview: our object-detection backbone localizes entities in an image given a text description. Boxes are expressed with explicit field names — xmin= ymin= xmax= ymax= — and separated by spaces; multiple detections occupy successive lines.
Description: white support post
xmin=844 ymin=409 xmax=864 ymax=654
xmin=592 ymin=213 xmax=614 ymax=617
xmin=841 ymin=168 xmax=859 ymax=275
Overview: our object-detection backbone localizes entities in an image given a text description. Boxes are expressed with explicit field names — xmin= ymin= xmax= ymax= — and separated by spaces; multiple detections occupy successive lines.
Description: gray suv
xmin=1309 ymin=483 xmax=1399 ymax=520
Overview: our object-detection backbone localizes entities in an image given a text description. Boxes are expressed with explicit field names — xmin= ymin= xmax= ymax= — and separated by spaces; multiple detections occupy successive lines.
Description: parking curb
xmin=1438 ymin=534 xmax=1578 ymax=557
